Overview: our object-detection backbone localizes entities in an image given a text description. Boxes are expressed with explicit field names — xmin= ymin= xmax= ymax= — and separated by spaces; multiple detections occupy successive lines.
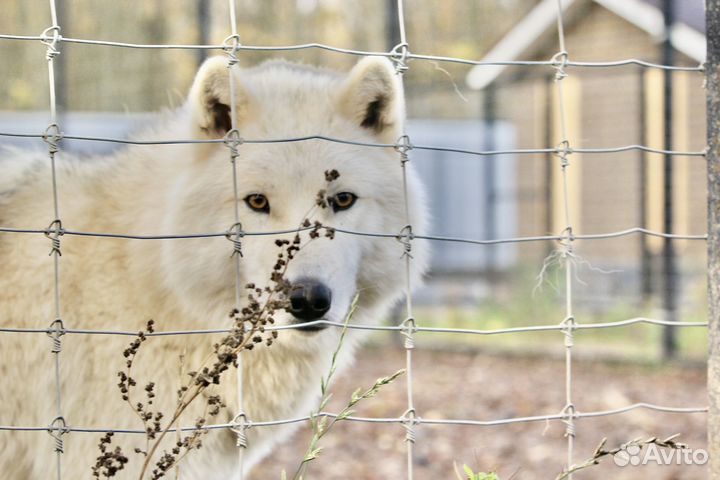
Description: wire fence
xmin=0 ymin=0 xmax=711 ymax=479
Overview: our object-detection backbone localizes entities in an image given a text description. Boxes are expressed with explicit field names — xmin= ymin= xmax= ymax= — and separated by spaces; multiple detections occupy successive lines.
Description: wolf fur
xmin=0 ymin=56 xmax=428 ymax=478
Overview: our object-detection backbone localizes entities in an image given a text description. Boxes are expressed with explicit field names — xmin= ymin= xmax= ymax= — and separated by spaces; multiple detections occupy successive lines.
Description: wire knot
xmin=394 ymin=134 xmax=413 ymax=161
xmin=47 ymin=318 xmax=65 ymax=353
xmin=396 ymin=225 xmax=414 ymax=259
xmin=222 ymin=34 xmax=241 ymax=65
xmin=551 ymin=50 xmax=569 ymax=81
xmin=48 ymin=416 xmax=69 ymax=453
xmin=40 ymin=25 xmax=61 ymax=61
xmin=225 ymin=222 xmax=244 ymax=258
xmin=42 ymin=123 xmax=62 ymax=155
xmin=230 ymin=412 xmax=251 ymax=449
xmin=222 ymin=33 xmax=241 ymax=68
xmin=400 ymin=317 xmax=416 ymax=349
xmin=400 ymin=408 xmax=419 ymax=443
xmin=44 ymin=219 xmax=64 ymax=257
xmin=560 ymin=404 xmax=576 ymax=438
xmin=560 ymin=315 xmax=576 ymax=348
xmin=223 ymin=129 xmax=243 ymax=160
xmin=390 ymin=43 xmax=410 ymax=74
xmin=555 ymin=140 xmax=571 ymax=168
xmin=558 ymin=226 xmax=574 ymax=256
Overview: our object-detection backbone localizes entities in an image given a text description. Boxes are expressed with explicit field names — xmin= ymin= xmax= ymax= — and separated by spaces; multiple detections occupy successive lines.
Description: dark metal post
xmin=661 ymin=0 xmax=678 ymax=360
xmin=386 ymin=0 xmax=400 ymax=50
xmin=55 ymin=0 xmax=68 ymax=117
xmin=544 ymin=74 xmax=554 ymax=247
xmin=639 ymin=68 xmax=653 ymax=306
xmin=196 ymin=0 xmax=210 ymax=67
xmin=483 ymin=85 xmax=497 ymax=271
xmin=706 ymin=0 xmax=720 ymax=475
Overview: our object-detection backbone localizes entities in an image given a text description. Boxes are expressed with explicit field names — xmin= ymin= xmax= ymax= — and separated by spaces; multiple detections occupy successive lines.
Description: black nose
xmin=288 ymin=278 xmax=332 ymax=329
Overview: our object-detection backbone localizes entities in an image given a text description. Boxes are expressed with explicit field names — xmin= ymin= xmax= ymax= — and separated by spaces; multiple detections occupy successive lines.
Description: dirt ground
xmin=251 ymin=345 xmax=707 ymax=480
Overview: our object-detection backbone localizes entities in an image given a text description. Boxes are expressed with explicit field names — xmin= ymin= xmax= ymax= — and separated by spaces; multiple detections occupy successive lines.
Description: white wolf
xmin=0 ymin=55 xmax=428 ymax=478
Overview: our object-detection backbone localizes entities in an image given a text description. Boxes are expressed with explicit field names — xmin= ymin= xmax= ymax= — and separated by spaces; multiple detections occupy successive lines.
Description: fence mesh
xmin=0 ymin=0 xmax=710 ymax=478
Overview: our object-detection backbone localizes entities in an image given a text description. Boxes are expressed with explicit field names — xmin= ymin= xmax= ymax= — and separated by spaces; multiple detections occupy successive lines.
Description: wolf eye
xmin=245 ymin=194 xmax=270 ymax=213
xmin=331 ymin=192 xmax=357 ymax=212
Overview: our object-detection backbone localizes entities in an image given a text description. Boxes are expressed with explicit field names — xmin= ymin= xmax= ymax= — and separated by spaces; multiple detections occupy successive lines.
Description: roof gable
xmin=466 ymin=0 xmax=705 ymax=90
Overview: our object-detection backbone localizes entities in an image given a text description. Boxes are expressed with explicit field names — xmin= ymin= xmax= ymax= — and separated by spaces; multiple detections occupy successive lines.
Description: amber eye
xmin=331 ymin=192 xmax=357 ymax=212
xmin=244 ymin=194 xmax=270 ymax=213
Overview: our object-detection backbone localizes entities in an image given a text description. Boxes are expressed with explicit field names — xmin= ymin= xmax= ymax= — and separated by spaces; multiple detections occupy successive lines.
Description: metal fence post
xmin=707 ymin=0 xmax=720 ymax=477
xmin=385 ymin=0 xmax=400 ymax=50
xmin=661 ymin=0 xmax=678 ymax=360
xmin=638 ymin=67 xmax=653 ymax=306
xmin=196 ymin=0 xmax=210 ymax=67
xmin=54 ymin=0 xmax=67 ymax=116
xmin=483 ymin=85 xmax=497 ymax=272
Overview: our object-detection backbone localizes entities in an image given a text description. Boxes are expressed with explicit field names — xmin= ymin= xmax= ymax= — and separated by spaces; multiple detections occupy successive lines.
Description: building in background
xmin=466 ymin=0 xmax=706 ymax=266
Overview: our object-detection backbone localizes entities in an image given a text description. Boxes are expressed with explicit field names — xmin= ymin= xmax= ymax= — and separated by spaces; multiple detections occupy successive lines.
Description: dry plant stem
xmin=138 ymin=389 xmax=203 ymax=478
xmin=125 ymin=352 xmax=149 ymax=454
xmin=292 ymin=296 xmax=358 ymax=480
xmin=291 ymin=295 xmax=405 ymax=480
xmin=130 ymin=278 xmax=267 ymax=475
xmin=452 ymin=462 xmax=463 ymax=479
xmin=138 ymin=223 xmax=334 ymax=479
xmin=172 ymin=401 xmax=213 ymax=467
xmin=554 ymin=434 xmax=685 ymax=480
xmin=292 ymin=369 xmax=405 ymax=480
xmin=138 ymin=274 xmax=285 ymax=477
xmin=175 ymin=350 xmax=185 ymax=480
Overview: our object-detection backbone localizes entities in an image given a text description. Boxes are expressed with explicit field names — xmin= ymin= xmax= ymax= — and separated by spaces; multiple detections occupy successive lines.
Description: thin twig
xmin=554 ymin=434 xmax=686 ymax=480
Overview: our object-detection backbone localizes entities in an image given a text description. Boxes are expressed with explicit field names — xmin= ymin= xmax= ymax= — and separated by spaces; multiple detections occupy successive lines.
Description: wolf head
xmin=161 ymin=56 xmax=429 ymax=348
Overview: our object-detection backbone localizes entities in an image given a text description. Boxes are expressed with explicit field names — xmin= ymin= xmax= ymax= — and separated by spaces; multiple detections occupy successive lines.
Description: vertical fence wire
xmin=390 ymin=1 xmax=417 ymax=478
xmin=223 ymin=1 xmax=248 ymax=478
xmin=552 ymin=0 xmax=577 ymax=475
xmin=41 ymin=1 xmax=66 ymax=479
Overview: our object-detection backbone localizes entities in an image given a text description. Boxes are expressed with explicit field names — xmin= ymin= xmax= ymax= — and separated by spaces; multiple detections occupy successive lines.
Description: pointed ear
xmin=337 ymin=56 xmax=404 ymax=142
xmin=188 ymin=56 xmax=252 ymax=138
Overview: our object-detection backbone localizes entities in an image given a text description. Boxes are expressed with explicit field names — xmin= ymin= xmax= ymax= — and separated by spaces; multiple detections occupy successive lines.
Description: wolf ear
xmin=188 ymin=56 xmax=252 ymax=138
xmin=337 ymin=56 xmax=403 ymax=142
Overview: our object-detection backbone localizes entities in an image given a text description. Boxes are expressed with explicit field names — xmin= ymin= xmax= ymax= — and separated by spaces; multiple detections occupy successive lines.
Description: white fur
xmin=0 ymin=56 xmax=428 ymax=478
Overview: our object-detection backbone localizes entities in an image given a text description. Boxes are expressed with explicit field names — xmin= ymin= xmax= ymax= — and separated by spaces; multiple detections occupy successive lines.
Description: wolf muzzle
xmin=288 ymin=277 xmax=332 ymax=331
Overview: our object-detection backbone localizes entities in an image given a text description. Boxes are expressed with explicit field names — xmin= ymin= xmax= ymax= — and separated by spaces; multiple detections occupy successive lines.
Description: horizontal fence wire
xmin=0 ymin=130 xmax=708 ymax=158
xmin=0 ymin=33 xmax=706 ymax=72
xmin=0 ymin=226 xmax=708 ymax=243
xmin=0 ymin=317 xmax=708 ymax=337
xmin=0 ymin=403 xmax=707 ymax=434
xmin=0 ymin=4 xmax=710 ymax=474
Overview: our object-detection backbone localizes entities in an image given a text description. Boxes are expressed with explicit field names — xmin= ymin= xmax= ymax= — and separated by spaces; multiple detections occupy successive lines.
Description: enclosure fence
xmin=0 ymin=0 xmax=714 ymax=479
